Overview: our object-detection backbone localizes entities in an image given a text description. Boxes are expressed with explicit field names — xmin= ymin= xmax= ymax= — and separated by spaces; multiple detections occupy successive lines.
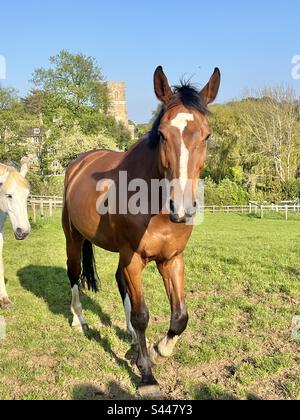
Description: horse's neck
xmin=0 ymin=211 xmax=6 ymax=231
xmin=124 ymin=136 xmax=161 ymax=181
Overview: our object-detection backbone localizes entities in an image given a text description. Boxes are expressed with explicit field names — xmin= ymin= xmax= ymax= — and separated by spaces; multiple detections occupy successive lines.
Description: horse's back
xmin=65 ymin=149 xmax=124 ymax=190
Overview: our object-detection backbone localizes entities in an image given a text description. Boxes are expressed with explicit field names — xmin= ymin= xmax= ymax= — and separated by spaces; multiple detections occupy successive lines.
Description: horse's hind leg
xmin=63 ymin=211 xmax=88 ymax=333
xmin=150 ymin=254 xmax=189 ymax=365
xmin=68 ymin=239 xmax=89 ymax=333
xmin=116 ymin=262 xmax=138 ymax=345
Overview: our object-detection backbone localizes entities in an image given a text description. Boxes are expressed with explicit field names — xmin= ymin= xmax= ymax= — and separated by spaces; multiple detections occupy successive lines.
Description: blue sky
xmin=0 ymin=0 xmax=299 ymax=122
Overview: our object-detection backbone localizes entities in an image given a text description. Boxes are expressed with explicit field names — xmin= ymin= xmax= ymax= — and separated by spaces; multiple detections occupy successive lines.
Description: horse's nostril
xmin=170 ymin=199 xmax=175 ymax=214
xmin=16 ymin=228 xmax=22 ymax=236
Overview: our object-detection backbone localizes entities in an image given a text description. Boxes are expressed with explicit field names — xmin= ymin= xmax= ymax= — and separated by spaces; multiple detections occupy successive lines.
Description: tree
xmin=240 ymin=87 xmax=300 ymax=184
xmin=31 ymin=50 xmax=109 ymax=115
xmin=0 ymin=87 xmax=36 ymax=163
xmin=0 ymin=87 xmax=18 ymax=110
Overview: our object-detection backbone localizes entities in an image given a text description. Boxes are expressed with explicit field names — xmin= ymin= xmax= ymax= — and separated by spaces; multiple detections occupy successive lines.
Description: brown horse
xmin=62 ymin=66 xmax=221 ymax=396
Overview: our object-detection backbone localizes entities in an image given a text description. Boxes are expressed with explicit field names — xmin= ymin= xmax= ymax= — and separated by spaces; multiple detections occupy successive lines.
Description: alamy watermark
xmin=291 ymin=55 xmax=300 ymax=80
xmin=96 ymin=173 xmax=205 ymax=226
xmin=0 ymin=55 xmax=6 ymax=80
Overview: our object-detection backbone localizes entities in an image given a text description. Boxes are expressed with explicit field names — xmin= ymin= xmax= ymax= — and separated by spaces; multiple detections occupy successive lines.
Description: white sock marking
xmin=158 ymin=335 xmax=179 ymax=358
xmin=71 ymin=285 xmax=87 ymax=328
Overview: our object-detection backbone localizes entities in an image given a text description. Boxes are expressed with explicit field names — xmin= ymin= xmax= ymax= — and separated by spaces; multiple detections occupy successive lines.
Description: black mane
xmin=148 ymin=83 xmax=210 ymax=148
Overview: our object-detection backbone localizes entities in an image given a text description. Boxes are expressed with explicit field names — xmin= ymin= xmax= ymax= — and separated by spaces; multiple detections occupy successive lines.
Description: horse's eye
xmin=6 ymin=194 xmax=12 ymax=199
xmin=159 ymin=132 xmax=167 ymax=143
xmin=205 ymin=134 xmax=211 ymax=142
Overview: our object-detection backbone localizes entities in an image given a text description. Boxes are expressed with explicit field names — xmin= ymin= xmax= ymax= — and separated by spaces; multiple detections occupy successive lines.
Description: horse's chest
xmin=138 ymin=224 xmax=192 ymax=261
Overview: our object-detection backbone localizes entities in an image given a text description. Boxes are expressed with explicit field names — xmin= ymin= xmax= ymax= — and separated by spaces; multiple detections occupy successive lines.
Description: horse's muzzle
xmin=169 ymin=200 xmax=197 ymax=224
xmin=15 ymin=228 xmax=30 ymax=241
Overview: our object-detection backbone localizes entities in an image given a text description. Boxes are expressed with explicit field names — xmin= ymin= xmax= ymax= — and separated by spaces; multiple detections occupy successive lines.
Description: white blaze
xmin=171 ymin=113 xmax=194 ymax=192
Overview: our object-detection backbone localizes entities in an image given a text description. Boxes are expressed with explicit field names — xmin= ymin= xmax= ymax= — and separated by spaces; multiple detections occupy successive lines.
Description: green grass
xmin=0 ymin=212 xmax=299 ymax=400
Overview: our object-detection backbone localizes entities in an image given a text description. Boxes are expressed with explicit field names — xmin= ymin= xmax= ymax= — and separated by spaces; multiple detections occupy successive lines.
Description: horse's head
xmin=0 ymin=164 xmax=31 ymax=240
xmin=153 ymin=66 xmax=221 ymax=223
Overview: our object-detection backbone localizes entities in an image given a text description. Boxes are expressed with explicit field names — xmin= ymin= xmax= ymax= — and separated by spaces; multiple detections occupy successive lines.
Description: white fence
xmin=28 ymin=196 xmax=63 ymax=222
xmin=248 ymin=201 xmax=300 ymax=220
xmin=27 ymin=196 xmax=300 ymax=222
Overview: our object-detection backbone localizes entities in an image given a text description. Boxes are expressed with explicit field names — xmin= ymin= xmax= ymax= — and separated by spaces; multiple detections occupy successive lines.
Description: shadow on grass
xmin=73 ymin=382 xmax=136 ymax=401
xmin=17 ymin=265 xmax=140 ymax=388
xmin=17 ymin=265 xmax=112 ymax=326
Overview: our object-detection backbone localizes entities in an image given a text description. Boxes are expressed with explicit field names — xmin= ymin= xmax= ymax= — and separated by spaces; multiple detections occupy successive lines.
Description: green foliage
xmin=281 ymin=179 xmax=300 ymax=201
xmin=205 ymin=178 xmax=249 ymax=205
xmin=31 ymin=50 xmax=107 ymax=113
xmin=27 ymin=173 xmax=65 ymax=196
xmin=137 ymin=123 xmax=150 ymax=138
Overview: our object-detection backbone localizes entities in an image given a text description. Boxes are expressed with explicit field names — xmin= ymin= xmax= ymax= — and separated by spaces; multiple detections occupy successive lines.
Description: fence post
xmin=40 ymin=199 xmax=44 ymax=219
xmin=286 ymin=205 xmax=288 ymax=221
xmin=49 ymin=199 xmax=53 ymax=217
xmin=32 ymin=203 xmax=36 ymax=224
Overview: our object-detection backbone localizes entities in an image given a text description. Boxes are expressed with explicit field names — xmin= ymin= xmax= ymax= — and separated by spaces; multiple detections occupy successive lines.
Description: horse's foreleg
xmin=121 ymin=252 xmax=160 ymax=397
xmin=0 ymin=223 xmax=12 ymax=309
xmin=150 ymin=254 xmax=189 ymax=364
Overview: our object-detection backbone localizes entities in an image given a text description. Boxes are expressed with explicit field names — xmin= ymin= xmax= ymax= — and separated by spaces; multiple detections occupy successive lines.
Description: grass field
xmin=0 ymin=212 xmax=299 ymax=400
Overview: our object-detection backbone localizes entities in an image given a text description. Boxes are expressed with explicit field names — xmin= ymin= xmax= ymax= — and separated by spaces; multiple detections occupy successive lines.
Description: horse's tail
xmin=80 ymin=240 xmax=100 ymax=293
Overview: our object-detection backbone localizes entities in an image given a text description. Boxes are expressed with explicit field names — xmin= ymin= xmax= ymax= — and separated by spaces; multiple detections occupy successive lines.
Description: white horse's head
xmin=0 ymin=164 xmax=31 ymax=240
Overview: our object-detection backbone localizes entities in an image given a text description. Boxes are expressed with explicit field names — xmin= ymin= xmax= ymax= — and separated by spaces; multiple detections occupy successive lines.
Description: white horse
xmin=0 ymin=162 xmax=31 ymax=309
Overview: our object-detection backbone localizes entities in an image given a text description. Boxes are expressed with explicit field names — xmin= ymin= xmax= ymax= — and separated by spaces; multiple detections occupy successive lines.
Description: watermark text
xmin=291 ymin=55 xmax=300 ymax=80
xmin=0 ymin=55 xmax=6 ymax=80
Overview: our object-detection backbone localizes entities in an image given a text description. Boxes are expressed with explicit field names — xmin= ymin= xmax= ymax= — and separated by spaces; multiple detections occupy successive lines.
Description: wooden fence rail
xmin=27 ymin=196 xmax=300 ymax=223
xmin=28 ymin=196 xmax=64 ymax=223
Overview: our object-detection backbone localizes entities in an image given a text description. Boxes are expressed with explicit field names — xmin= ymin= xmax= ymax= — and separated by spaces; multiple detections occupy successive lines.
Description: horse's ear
xmin=154 ymin=66 xmax=173 ymax=105
xmin=200 ymin=68 xmax=221 ymax=106
xmin=20 ymin=163 xmax=29 ymax=178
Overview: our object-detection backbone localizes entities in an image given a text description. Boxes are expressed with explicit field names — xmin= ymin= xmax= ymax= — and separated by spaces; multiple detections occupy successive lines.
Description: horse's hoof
xmin=138 ymin=383 xmax=162 ymax=399
xmin=72 ymin=323 xmax=89 ymax=334
xmin=149 ymin=344 xmax=166 ymax=366
xmin=0 ymin=298 xmax=14 ymax=310
xmin=82 ymin=323 xmax=89 ymax=333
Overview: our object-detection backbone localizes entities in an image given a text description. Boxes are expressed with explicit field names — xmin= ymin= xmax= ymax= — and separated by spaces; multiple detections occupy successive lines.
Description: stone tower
xmin=106 ymin=82 xmax=135 ymax=139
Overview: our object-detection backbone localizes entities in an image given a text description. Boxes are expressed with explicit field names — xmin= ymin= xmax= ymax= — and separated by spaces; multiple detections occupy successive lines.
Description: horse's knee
xmin=169 ymin=310 xmax=189 ymax=338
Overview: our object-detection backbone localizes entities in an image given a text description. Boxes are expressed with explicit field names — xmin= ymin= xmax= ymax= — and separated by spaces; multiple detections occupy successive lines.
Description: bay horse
xmin=63 ymin=66 xmax=221 ymax=396
xmin=0 ymin=162 xmax=31 ymax=309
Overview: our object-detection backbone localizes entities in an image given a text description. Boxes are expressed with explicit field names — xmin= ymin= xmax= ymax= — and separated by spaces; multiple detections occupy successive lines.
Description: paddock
xmin=0 ymin=212 xmax=299 ymax=400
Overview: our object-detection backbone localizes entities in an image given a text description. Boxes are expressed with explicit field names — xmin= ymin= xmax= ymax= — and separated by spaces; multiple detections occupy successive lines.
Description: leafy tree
xmin=31 ymin=50 xmax=108 ymax=115
xmin=0 ymin=87 xmax=36 ymax=163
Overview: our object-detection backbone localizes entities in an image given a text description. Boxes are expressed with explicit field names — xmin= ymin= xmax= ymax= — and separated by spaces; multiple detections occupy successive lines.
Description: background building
xmin=106 ymin=82 xmax=135 ymax=139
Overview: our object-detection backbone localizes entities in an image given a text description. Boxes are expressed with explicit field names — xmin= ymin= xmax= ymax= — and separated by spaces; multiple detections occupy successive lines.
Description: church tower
xmin=106 ymin=82 xmax=135 ymax=139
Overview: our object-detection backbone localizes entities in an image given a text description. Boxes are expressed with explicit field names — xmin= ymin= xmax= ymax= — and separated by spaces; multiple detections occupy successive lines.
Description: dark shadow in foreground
xmin=73 ymin=382 xmax=137 ymax=401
